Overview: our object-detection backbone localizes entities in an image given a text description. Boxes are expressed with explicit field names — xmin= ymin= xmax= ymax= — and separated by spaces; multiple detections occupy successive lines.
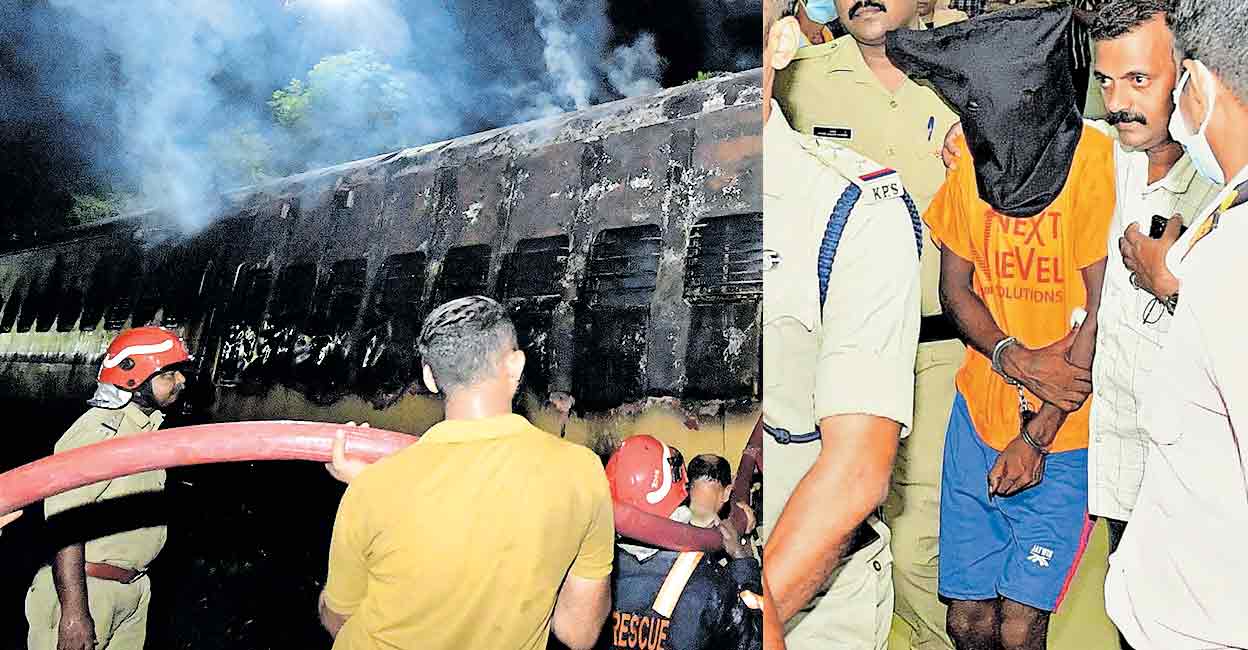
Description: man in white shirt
xmin=1085 ymin=0 xmax=1220 ymax=564
xmin=1103 ymin=0 xmax=1248 ymax=647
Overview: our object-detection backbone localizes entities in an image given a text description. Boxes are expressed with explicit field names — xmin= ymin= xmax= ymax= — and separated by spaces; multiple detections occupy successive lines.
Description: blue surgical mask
xmin=802 ymin=0 xmax=839 ymax=25
xmin=1169 ymin=65 xmax=1225 ymax=185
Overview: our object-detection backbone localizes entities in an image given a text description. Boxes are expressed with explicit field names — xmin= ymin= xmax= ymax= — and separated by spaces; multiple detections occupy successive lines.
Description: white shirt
xmin=1104 ymin=166 xmax=1248 ymax=650
xmin=1089 ymin=136 xmax=1221 ymax=521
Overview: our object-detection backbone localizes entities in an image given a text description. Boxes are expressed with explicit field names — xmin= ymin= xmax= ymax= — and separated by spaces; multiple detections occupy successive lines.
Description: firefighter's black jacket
xmin=602 ymin=547 xmax=761 ymax=650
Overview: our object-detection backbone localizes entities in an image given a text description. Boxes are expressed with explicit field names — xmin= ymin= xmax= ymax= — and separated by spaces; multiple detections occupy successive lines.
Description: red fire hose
xmin=0 ymin=421 xmax=722 ymax=551
xmin=726 ymin=415 xmax=763 ymax=534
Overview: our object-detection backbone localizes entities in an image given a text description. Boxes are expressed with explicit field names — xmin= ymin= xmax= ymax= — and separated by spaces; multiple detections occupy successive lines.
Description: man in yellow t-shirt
xmin=888 ymin=6 xmax=1114 ymax=650
xmin=318 ymin=296 xmax=613 ymax=650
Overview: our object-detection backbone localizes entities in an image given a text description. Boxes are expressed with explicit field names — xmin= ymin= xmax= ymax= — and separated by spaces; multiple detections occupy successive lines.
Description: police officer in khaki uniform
xmin=909 ymin=0 xmax=968 ymax=29
xmin=762 ymin=5 xmax=921 ymax=649
xmin=26 ymin=326 xmax=191 ymax=650
xmin=772 ymin=1 xmax=964 ymax=648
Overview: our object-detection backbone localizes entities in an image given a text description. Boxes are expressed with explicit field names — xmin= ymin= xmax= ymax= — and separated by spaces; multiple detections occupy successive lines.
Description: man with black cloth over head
xmin=887 ymin=6 xmax=1115 ymax=650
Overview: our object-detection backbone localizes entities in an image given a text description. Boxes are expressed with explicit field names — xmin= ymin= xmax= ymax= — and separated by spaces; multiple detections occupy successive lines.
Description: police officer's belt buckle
xmin=762 ymin=422 xmax=820 ymax=445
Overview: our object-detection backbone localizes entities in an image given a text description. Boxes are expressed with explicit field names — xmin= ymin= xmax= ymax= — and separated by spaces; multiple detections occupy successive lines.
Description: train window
xmin=583 ymin=225 xmax=662 ymax=309
xmin=35 ymin=257 xmax=66 ymax=332
xmin=312 ymin=258 xmax=367 ymax=335
xmin=499 ymin=236 xmax=570 ymax=300
xmin=498 ymin=236 xmax=570 ymax=400
xmin=80 ymin=256 xmax=120 ymax=332
xmin=228 ymin=265 xmax=272 ymax=327
xmin=368 ymin=252 xmax=426 ymax=325
xmin=684 ymin=213 xmax=763 ymax=303
xmin=163 ymin=262 xmax=212 ymax=328
xmin=57 ymin=287 xmax=84 ymax=332
xmin=103 ymin=279 xmax=137 ymax=331
xmin=16 ymin=275 xmax=43 ymax=333
xmin=682 ymin=214 xmax=763 ymax=399
xmin=432 ymin=245 xmax=491 ymax=306
xmin=574 ymin=225 xmax=663 ymax=408
xmin=333 ymin=189 xmax=355 ymax=211
xmin=0 ymin=278 xmax=25 ymax=333
xmin=271 ymin=263 xmax=317 ymax=329
xmin=131 ymin=268 xmax=166 ymax=328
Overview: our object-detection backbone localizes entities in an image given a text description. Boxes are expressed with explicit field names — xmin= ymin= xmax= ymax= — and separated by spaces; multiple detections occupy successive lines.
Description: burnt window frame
xmin=432 ymin=244 xmax=492 ymax=306
xmin=228 ymin=263 xmax=274 ymax=328
xmin=270 ymin=262 xmax=318 ymax=330
xmin=498 ymin=235 xmax=571 ymax=302
xmin=160 ymin=259 xmax=212 ymax=329
xmin=34 ymin=256 xmax=68 ymax=332
xmin=15 ymin=273 xmax=44 ymax=333
xmin=56 ymin=285 xmax=84 ymax=332
xmin=683 ymin=212 xmax=763 ymax=304
xmin=0 ymin=276 xmax=26 ymax=333
xmin=311 ymin=258 xmax=368 ymax=336
xmin=367 ymin=252 xmax=427 ymax=328
xmin=80 ymin=254 xmax=123 ymax=332
xmin=681 ymin=213 xmax=764 ymax=400
xmin=582 ymin=224 xmax=662 ymax=309
xmin=573 ymin=225 xmax=664 ymax=408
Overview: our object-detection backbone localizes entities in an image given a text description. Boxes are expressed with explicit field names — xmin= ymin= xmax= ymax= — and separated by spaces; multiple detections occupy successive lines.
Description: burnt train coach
xmin=0 ymin=69 xmax=762 ymax=460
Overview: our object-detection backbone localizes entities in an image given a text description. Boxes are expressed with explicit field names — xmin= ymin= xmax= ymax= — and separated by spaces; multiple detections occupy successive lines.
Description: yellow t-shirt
xmin=324 ymin=413 xmax=614 ymax=650
xmin=924 ymin=126 xmax=1115 ymax=452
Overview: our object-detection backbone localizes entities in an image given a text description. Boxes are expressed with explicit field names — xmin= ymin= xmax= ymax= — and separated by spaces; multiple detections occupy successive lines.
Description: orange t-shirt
xmin=925 ymin=125 xmax=1115 ymax=452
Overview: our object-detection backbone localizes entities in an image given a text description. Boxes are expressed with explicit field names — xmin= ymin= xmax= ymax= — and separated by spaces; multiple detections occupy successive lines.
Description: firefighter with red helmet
xmin=26 ymin=327 xmax=192 ymax=650
xmin=603 ymin=435 xmax=762 ymax=650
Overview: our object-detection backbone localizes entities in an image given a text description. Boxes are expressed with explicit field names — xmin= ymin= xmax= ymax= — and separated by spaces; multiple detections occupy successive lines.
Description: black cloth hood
xmin=886 ymin=5 xmax=1082 ymax=218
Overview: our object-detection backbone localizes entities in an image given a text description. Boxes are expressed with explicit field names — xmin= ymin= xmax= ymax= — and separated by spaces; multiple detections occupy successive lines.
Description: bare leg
xmin=998 ymin=598 xmax=1050 ymax=650
xmin=946 ymin=599 xmax=998 ymax=650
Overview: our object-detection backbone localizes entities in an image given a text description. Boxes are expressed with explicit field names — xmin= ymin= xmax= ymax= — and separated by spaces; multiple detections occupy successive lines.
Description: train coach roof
xmin=223 ymin=68 xmax=761 ymax=202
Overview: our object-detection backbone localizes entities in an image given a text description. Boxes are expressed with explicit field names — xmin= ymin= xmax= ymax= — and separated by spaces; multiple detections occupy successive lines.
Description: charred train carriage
xmin=0 ymin=70 xmax=762 ymax=462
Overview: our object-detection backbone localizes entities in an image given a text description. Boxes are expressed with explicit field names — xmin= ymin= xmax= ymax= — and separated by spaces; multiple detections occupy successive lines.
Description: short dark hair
xmin=1172 ymin=0 xmax=1248 ymax=103
xmin=417 ymin=295 xmax=517 ymax=393
xmin=1090 ymin=0 xmax=1172 ymax=42
xmin=688 ymin=454 xmax=731 ymax=487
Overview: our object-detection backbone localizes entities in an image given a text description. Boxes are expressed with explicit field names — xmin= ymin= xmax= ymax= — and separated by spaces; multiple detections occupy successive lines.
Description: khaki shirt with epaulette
xmin=45 ymin=403 xmax=168 ymax=571
xmin=763 ymin=102 xmax=920 ymax=439
xmin=774 ymin=34 xmax=959 ymax=318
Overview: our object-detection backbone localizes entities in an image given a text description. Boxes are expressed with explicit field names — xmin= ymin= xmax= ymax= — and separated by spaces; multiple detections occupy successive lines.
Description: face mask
xmin=1169 ymin=65 xmax=1225 ymax=185
xmin=802 ymin=0 xmax=838 ymax=25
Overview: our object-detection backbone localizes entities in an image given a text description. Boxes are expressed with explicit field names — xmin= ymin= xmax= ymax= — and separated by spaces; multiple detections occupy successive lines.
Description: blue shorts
xmin=937 ymin=393 xmax=1093 ymax=612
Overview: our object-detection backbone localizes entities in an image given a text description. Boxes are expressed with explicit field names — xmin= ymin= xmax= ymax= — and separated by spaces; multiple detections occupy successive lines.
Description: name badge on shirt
xmin=858 ymin=168 xmax=904 ymax=204
xmin=813 ymin=125 xmax=853 ymax=140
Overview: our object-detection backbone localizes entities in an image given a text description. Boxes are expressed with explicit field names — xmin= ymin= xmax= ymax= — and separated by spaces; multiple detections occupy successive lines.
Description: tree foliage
xmin=268 ymin=48 xmax=410 ymax=165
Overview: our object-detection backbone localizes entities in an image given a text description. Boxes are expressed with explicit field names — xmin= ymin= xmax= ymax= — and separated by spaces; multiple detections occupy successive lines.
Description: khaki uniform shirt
xmin=763 ymin=99 xmax=920 ymax=472
xmin=910 ymin=8 xmax=969 ymax=29
xmin=774 ymin=35 xmax=959 ymax=318
xmin=45 ymin=403 xmax=167 ymax=571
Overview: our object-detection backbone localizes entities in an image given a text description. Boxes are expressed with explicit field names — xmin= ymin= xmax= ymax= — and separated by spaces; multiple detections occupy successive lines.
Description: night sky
xmin=0 ymin=0 xmax=760 ymax=246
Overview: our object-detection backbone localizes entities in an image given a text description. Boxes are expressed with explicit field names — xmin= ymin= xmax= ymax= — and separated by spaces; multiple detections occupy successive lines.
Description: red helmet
xmin=98 ymin=327 xmax=192 ymax=389
xmin=606 ymin=435 xmax=688 ymax=518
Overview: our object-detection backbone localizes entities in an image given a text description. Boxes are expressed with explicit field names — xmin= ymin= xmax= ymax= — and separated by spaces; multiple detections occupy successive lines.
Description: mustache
xmin=848 ymin=0 xmax=888 ymax=19
xmin=1106 ymin=110 xmax=1147 ymax=126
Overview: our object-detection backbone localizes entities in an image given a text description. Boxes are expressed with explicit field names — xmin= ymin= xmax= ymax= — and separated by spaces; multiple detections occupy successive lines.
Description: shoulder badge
xmin=854 ymin=168 xmax=905 ymax=205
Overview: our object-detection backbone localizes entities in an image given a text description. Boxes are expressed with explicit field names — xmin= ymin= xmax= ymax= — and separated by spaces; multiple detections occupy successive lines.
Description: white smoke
xmin=605 ymin=34 xmax=665 ymax=98
xmin=8 ymin=0 xmax=675 ymax=234
xmin=527 ymin=1 xmax=666 ymax=118
xmin=530 ymin=0 xmax=605 ymax=113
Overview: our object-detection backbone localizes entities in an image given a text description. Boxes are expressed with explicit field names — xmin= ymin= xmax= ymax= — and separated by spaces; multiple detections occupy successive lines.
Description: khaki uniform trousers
xmin=765 ymin=435 xmax=896 ymax=650
xmin=26 ymin=565 xmax=153 ymax=650
xmin=883 ymin=338 xmax=963 ymax=650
